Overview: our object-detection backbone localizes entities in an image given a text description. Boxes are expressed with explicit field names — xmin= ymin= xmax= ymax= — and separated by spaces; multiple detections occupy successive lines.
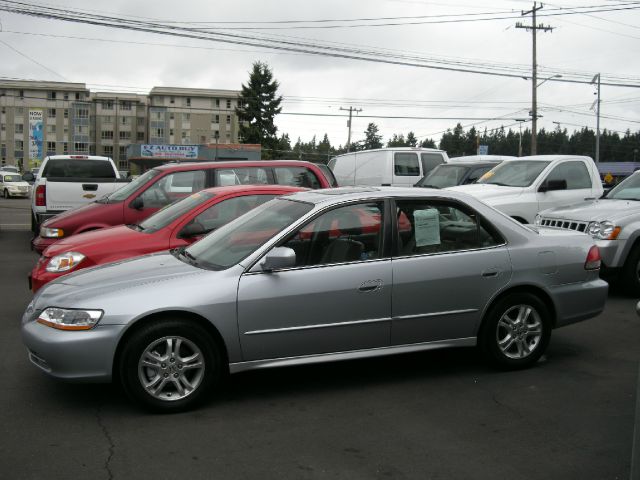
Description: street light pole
xmin=591 ymin=73 xmax=601 ymax=163
xmin=515 ymin=118 xmax=527 ymax=157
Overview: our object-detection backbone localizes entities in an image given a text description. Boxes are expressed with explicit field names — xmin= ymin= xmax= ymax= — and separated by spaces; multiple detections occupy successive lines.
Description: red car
xmin=33 ymin=160 xmax=336 ymax=253
xmin=30 ymin=185 xmax=305 ymax=292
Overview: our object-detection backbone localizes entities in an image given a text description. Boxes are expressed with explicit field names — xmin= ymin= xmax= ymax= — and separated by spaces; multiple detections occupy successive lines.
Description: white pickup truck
xmin=27 ymin=155 xmax=128 ymax=233
xmin=447 ymin=155 xmax=603 ymax=224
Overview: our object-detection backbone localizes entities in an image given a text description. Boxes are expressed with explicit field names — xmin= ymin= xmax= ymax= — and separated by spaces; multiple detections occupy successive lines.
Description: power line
xmin=0 ymin=38 xmax=68 ymax=81
xmin=1 ymin=1 xmax=640 ymax=88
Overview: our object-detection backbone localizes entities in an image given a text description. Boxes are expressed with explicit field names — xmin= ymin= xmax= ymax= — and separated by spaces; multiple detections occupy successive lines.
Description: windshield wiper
xmin=418 ymin=184 xmax=440 ymax=189
xmin=483 ymin=181 xmax=513 ymax=187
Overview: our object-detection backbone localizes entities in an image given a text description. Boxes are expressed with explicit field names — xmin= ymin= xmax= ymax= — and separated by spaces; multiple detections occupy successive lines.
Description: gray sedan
xmin=22 ymin=187 xmax=608 ymax=412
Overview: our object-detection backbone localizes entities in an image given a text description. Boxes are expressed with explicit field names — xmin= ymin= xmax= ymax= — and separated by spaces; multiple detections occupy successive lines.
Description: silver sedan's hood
xmin=539 ymin=199 xmax=640 ymax=222
xmin=447 ymin=183 xmax=524 ymax=201
xmin=37 ymin=252 xmax=207 ymax=302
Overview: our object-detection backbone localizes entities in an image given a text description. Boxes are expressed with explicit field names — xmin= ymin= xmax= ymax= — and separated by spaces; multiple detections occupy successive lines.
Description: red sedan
xmin=30 ymin=185 xmax=304 ymax=292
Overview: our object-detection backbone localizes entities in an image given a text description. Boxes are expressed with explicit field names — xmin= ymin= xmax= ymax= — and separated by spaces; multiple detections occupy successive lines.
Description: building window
xmin=215 ymin=98 xmax=220 ymax=107
xmin=119 ymin=146 xmax=127 ymax=159
xmin=15 ymin=107 xmax=24 ymax=116
xmin=63 ymin=109 xmax=69 ymax=119
xmin=47 ymin=141 xmax=56 ymax=154
xmin=169 ymin=113 xmax=174 ymax=120
xmin=121 ymin=117 xmax=130 ymax=126
xmin=103 ymin=145 xmax=113 ymax=157
xmin=226 ymin=115 xmax=231 ymax=125
xmin=15 ymin=140 xmax=23 ymax=150
xmin=118 ymin=160 xmax=128 ymax=169
xmin=75 ymin=125 xmax=87 ymax=135
xmin=102 ymin=116 xmax=113 ymax=124
xmin=153 ymin=111 xmax=163 ymax=121
xmin=137 ymin=132 xmax=145 ymax=141
xmin=75 ymin=93 xmax=80 ymax=100
xmin=213 ymin=114 xmax=219 ymax=124
xmin=63 ymin=92 xmax=69 ymax=101
xmin=170 ymin=96 xmax=175 ymax=104
xmin=183 ymin=113 xmax=190 ymax=122
xmin=18 ymin=90 xmax=24 ymax=99
xmin=154 ymin=128 xmax=164 ymax=138
xmin=186 ymin=97 xmax=191 ymax=107
xmin=15 ymin=124 xmax=23 ymax=134
xmin=101 ymin=131 xmax=114 ymax=140
xmin=77 ymin=108 xmax=89 ymax=119
xmin=169 ymin=129 xmax=174 ymax=136
xmin=102 ymin=100 xmax=114 ymax=110
xmin=119 ymin=131 xmax=131 ymax=140
xmin=47 ymin=91 xmax=57 ymax=100
xmin=226 ymin=99 xmax=231 ymax=109
xmin=1 ymin=124 xmax=4 ymax=131
xmin=121 ymin=101 xmax=132 ymax=111
xmin=137 ymin=116 xmax=145 ymax=126
xmin=48 ymin=108 xmax=56 ymax=118
xmin=74 ymin=142 xmax=88 ymax=152
xmin=62 ymin=142 xmax=68 ymax=154
xmin=47 ymin=125 xmax=56 ymax=134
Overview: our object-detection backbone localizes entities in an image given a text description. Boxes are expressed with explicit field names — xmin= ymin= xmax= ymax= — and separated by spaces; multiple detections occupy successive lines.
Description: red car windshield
xmin=137 ymin=191 xmax=215 ymax=233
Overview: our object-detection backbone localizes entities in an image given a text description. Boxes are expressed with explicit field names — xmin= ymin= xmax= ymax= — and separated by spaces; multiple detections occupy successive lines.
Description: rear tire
xmin=621 ymin=245 xmax=640 ymax=295
xmin=119 ymin=318 xmax=222 ymax=413
xmin=479 ymin=292 xmax=551 ymax=369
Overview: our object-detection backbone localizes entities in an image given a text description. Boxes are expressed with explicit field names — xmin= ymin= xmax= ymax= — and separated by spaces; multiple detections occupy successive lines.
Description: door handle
xmin=481 ymin=269 xmax=500 ymax=278
xmin=82 ymin=184 xmax=98 ymax=191
xmin=358 ymin=279 xmax=383 ymax=292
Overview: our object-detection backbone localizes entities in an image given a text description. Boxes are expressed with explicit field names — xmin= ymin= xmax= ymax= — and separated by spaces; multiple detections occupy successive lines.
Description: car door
xmin=391 ymin=198 xmax=512 ymax=346
xmin=237 ymin=201 xmax=392 ymax=361
xmin=123 ymin=170 xmax=207 ymax=224
xmin=536 ymin=160 xmax=595 ymax=213
xmin=392 ymin=152 xmax=423 ymax=187
xmin=169 ymin=193 xmax=279 ymax=248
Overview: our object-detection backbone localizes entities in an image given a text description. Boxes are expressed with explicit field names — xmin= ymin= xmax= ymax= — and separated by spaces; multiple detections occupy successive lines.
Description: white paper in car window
xmin=414 ymin=208 xmax=440 ymax=247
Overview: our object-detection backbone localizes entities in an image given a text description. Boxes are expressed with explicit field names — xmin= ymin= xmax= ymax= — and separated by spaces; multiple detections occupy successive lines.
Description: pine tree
xmin=363 ymin=123 xmax=383 ymax=150
xmin=236 ymin=62 xmax=283 ymax=159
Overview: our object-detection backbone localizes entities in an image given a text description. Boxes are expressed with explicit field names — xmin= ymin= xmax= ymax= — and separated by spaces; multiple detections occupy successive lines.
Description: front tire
xmin=479 ymin=293 xmax=551 ymax=369
xmin=3 ymin=189 xmax=9 ymax=199
xmin=119 ymin=318 xmax=222 ymax=412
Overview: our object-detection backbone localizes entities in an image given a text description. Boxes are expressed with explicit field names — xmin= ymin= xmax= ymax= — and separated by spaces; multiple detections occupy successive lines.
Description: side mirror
xmin=22 ymin=172 xmax=34 ymax=182
xmin=130 ymin=196 xmax=144 ymax=210
xmin=179 ymin=221 xmax=208 ymax=238
xmin=539 ymin=179 xmax=567 ymax=192
xmin=258 ymin=247 xmax=296 ymax=272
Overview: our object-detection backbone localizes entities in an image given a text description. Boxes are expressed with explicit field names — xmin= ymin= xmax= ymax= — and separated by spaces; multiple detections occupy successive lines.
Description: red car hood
xmin=42 ymin=200 xmax=111 ymax=226
xmin=43 ymin=224 xmax=150 ymax=257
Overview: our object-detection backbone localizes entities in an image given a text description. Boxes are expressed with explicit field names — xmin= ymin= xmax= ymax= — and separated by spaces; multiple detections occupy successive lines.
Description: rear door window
xmin=214 ymin=167 xmax=270 ymax=186
xmin=273 ymin=167 xmax=321 ymax=188
xmin=394 ymin=153 xmax=420 ymax=176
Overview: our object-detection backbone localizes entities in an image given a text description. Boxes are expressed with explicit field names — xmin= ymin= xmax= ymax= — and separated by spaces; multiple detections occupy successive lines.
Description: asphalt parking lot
xmin=1 ymin=197 xmax=639 ymax=479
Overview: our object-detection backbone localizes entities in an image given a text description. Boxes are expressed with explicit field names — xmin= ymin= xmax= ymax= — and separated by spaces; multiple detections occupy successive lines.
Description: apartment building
xmin=0 ymin=80 xmax=241 ymax=170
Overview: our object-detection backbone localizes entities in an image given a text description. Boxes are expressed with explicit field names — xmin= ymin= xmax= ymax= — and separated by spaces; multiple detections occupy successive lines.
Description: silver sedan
xmin=22 ymin=187 xmax=608 ymax=412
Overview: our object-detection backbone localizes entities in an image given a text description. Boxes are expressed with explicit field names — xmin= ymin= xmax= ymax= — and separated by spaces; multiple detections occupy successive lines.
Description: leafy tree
xmin=387 ymin=133 xmax=407 ymax=147
xmin=236 ymin=62 xmax=283 ymax=159
xmin=406 ymin=131 xmax=418 ymax=147
xmin=362 ymin=123 xmax=383 ymax=150
xmin=420 ymin=138 xmax=437 ymax=148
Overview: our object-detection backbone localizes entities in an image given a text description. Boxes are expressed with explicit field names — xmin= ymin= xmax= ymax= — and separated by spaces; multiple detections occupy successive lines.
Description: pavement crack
xmin=492 ymin=394 xmax=524 ymax=420
xmin=96 ymin=404 xmax=115 ymax=480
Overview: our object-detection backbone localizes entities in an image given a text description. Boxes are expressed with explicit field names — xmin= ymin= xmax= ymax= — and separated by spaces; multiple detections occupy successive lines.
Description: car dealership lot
xmin=1 ymin=229 xmax=638 ymax=479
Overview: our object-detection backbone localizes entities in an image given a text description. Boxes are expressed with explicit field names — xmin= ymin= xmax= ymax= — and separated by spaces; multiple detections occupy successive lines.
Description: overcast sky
xmin=1 ymin=0 xmax=639 ymax=151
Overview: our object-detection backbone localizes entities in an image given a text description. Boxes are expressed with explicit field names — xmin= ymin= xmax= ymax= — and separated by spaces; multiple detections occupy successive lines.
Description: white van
xmin=328 ymin=147 xmax=449 ymax=187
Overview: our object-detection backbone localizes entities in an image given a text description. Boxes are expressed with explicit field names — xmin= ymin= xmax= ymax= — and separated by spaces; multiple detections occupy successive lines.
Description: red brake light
xmin=35 ymin=184 xmax=46 ymax=207
xmin=69 ymin=155 xmax=88 ymax=159
xmin=585 ymin=245 xmax=601 ymax=270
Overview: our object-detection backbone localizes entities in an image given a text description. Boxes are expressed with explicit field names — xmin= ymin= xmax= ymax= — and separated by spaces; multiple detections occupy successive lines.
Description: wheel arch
xmin=478 ymin=284 xmax=557 ymax=335
xmin=111 ymin=310 xmax=229 ymax=383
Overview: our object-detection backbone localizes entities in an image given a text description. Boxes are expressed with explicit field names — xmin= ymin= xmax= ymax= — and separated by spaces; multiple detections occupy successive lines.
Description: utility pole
xmin=340 ymin=106 xmax=362 ymax=152
xmin=591 ymin=73 xmax=601 ymax=163
xmin=516 ymin=2 xmax=553 ymax=155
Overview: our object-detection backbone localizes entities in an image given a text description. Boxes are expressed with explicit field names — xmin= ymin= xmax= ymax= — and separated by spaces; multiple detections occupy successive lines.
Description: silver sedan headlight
xmin=46 ymin=251 xmax=86 ymax=272
xmin=587 ymin=221 xmax=621 ymax=240
xmin=37 ymin=307 xmax=103 ymax=330
xmin=40 ymin=227 xmax=65 ymax=238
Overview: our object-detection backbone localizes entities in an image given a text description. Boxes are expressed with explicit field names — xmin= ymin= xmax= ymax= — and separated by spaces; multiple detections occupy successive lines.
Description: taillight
xmin=584 ymin=245 xmax=601 ymax=270
xmin=35 ymin=184 xmax=46 ymax=207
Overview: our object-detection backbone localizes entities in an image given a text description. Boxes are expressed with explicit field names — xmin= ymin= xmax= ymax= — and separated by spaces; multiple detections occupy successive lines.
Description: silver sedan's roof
xmin=284 ymin=186 xmax=478 ymax=206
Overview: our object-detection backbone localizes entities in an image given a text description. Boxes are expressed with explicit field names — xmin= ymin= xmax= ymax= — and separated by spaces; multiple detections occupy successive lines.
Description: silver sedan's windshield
xmin=184 ymin=198 xmax=313 ymax=270
xmin=477 ymin=161 xmax=550 ymax=187
xmin=416 ymin=165 xmax=469 ymax=188
xmin=606 ymin=172 xmax=640 ymax=200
